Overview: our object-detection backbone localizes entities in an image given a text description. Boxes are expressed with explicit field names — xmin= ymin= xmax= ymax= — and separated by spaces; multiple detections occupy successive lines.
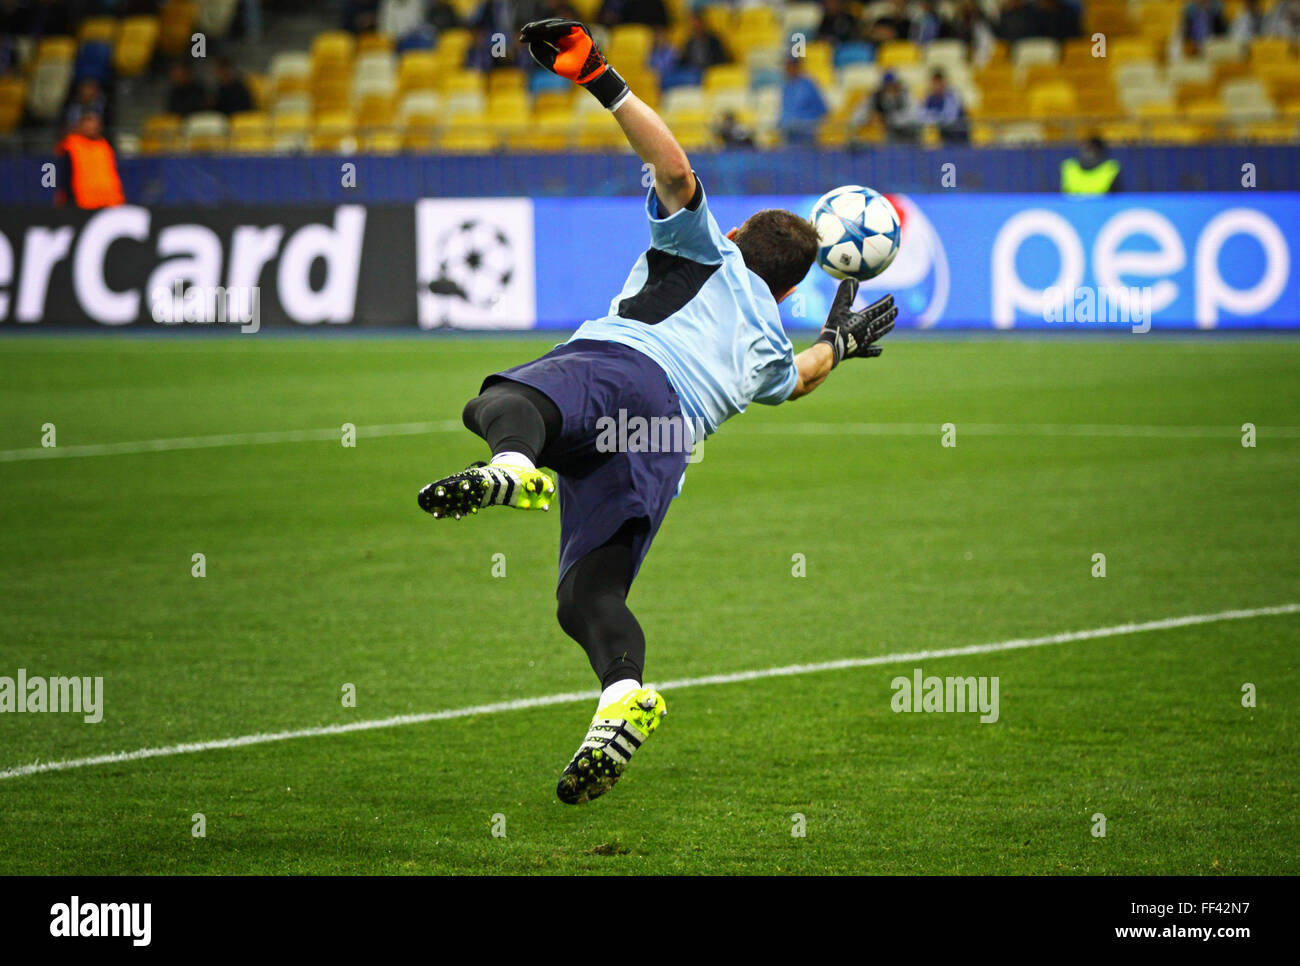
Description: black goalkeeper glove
xmin=519 ymin=19 xmax=630 ymax=110
xmin=817 ymin=279 xmax=897 ymax=366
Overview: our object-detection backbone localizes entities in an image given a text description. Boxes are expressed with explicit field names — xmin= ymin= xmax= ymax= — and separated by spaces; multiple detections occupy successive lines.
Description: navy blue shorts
xmin=484 ymin=339 xmax=691 ymax=589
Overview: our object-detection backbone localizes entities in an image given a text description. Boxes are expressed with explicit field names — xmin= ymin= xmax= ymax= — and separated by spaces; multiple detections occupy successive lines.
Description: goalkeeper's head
xmin=726 ymin=210 xmax=819 ymax=303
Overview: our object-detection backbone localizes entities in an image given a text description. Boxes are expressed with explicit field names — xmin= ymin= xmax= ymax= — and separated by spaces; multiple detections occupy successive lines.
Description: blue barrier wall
xmin=2 ymin=145 xmax=1297 ymax=205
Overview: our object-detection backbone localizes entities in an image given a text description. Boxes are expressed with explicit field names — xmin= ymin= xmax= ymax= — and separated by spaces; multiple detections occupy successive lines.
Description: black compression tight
xmin=555 ymin=521 xmax=648 ymax=689
xmin=461 ymin=380 xmax=562 ymax=465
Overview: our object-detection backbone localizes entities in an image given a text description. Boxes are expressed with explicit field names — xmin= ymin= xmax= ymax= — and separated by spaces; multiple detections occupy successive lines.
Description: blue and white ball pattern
xmin=811 ymin=185 xmax=902 ymax=281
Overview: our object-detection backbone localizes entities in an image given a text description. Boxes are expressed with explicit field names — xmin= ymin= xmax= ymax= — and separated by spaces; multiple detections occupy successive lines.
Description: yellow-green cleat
xmin=556 ymin=688 xmax=666 ymax=805
xmin=418 ymin=461 xmax=555 ymax=521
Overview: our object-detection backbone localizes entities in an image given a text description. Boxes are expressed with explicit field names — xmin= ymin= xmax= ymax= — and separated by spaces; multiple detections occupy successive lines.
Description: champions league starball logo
xmin=414 ymin=198 xmax=538 ymax=330
xmin=427 ymin=219 xmax=516 ymax=313
xmin=790 ymin=193 xmax=950 ymax=328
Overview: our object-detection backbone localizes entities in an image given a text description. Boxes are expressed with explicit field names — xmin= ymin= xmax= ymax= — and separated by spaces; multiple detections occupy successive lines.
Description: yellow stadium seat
xmin=973 ymin=91 xmax=1027 ymax=121
xmin=487 ymin=69 xmax=526 ymax=95
xmin=159 ymin=0 xmax=197 ymax=57
xmin=311 ymin=110 xmax=357 ymax=152
xmin=1028 ymin=82 xmax=1077 ymax=118
xmin=574 ymin=110 xmax=625 ymax=150
xmin=114 ymin=17 xmax=158 ymax=77
xmin=532 ymin=90 xmax=575 ymax=115
xmin=357 ymin=32 xmax=393 ymax=55
xmin=1061 ymin=37 xmax=1098 ymax=66
xmin=1241 ymin=119 xmax=1298 ymax=142
xmin=361 ymin=130 xmax=403 ymax=153
xmin=1184 ymin=98 xmax=1228 ymax=122
xmin=1099 ymin=119 xmax=1143 ymax=142
xmin=703 ymin=64 xmax=748 ymax=92
xmin=399 ymin=52 xmax=438 ymax=94
xmin=0 ymin=76 xmax=24 ymax=133
xmin=312 ymin=31 xmax=355 ymax=64
xmin=1147 ymin=120 xmax=1205 ymax=143
xmin=36 ymin=35 xmax=77 ymax=62
xmin=1108 ymin=37 xmax=1155 ymax=65
xmin=877 ymin=41 xmax=920 ymax=69
xmin=1136 ymin=100 xmax=1178 ymax=118
xmin=442 ymin=73 xmax=484 ymax=95
xmin=312 ymin=79 xmax=351 ymax=114
xmin=77 ymin=17 xmax=117 ymax=44
xmin=608 ymin=24 xmax=654 ymax=65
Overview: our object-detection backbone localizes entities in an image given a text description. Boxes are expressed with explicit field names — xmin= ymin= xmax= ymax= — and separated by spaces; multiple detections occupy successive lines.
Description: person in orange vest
xmin=55 ymin=111 xmax=125 ymax=209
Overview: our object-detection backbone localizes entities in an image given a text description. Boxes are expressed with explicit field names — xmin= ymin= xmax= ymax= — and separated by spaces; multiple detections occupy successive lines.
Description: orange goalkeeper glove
xmin=519 ymin=18 xmax=630 ymax=110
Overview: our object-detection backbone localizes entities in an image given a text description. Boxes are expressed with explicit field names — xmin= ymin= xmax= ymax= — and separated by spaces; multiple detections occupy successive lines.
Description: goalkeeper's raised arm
xmin=518 ymin=18 xmax=697 ymax=215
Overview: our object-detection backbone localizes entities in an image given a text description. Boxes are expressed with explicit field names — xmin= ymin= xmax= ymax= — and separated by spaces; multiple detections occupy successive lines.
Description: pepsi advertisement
xmin=534 ymin=192 xmax=1300 ymax=331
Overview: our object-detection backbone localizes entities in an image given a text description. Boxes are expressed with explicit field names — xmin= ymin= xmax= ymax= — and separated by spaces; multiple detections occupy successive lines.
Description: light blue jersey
xmin=567 ymin=180 xmax=798 ymax=441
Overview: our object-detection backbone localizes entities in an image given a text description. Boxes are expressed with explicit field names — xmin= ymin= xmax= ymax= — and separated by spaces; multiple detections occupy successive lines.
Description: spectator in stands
xmin=597 ymin=0 xmax=669 ymax=29
xmin=468 ymin=0 xmax=521 ymax=69
xmin=1061 ymin=135 xmax=1121 ymax=195
xmin=868 ymin=0 xmax=911 ymax=42
xmin=918 ymin=68 xmax=967 ymax=143
xmin=649 ymin=27 xmax=677 ymax=73
xmin=379 ymin=0 xmax=430 ymax=39
xmin=1263 ymin=0 xmax=1300 ymax=38
xmin=428 ymin=0 xmax=463 ymax=32
xmin=341 ymin=0 xmax=382 ymax=34
xmin=778 ymin=56 xmax=828 ymax=146
xmin=165 ymin=61 xmax=206 ymax=117
xmin=851 ymin=70 xmax=917 ymax=142
xmin=1181 ymin=0 xmax=1228 ymax=50
xmin=677 ymin=12 xmax=729 ymax=71
xmin=911 ymin=0 xmax=949 ymax=45
xmin=211 ymin=57 xmax=253 ymax=115
xmin=64 ymin=78 xmax=107 ymax=131
xmin=1231 ymin=0 xmax=1267 ymax=41
xmin=817 ymin=0 xmax=862 ymax=45
xmin=54 ymin=110 xmax=124 ymax=209
xmin=715 ymin=109 xmax=756 ymax=149
xmin=1034 ymin=0 xmax=1080 ymax=40
xmin=947 ymin=0 xmax=996 ymax=61
xmin=996 ymin=0 xmax=1039 ymax=42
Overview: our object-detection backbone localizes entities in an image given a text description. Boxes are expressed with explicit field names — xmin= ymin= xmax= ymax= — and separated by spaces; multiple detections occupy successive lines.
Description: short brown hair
xmin=733 ymin=209 xmax=819 ymax=299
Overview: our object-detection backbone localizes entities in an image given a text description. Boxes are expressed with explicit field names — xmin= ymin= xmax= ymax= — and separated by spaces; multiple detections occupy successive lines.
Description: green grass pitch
xmin=0 ymin=334 xmax=1296 ymax=875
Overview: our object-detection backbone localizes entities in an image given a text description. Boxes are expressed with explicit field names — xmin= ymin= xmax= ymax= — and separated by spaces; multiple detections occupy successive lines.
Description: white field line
xmin=1 ymin=602 xmax=1295 ymax=782
xmin=3 ymin=421 xmax=1297 ymax=463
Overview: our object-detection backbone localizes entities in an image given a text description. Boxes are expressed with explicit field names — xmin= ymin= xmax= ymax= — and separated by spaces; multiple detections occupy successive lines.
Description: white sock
xmin=598 ymin=679 xmax=641 ymax=711
xmin=490 ymin=451 xmax=535 ymax=471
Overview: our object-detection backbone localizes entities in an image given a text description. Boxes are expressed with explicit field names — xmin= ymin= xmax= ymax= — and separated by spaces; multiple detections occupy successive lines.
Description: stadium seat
xmin=158 ymin=0 xmax=197 ymax=57
xmin=312 ymin=31 xmax=356 ymax=65
xmin=1147 ymin=120 xmax=1205 ymax=143
xmin=1199 ymin=36 xmax=1241 ymax=66
xmin=115 ymin=16 xmax=160 ymax=77
xmin=783 ymin=2 xmax=824 ymax=38
xmin=74 ymin=41 xmax=113 ymax=84
xmin=26 ymin=58 xmax=73 ymax=122
xmin=1240 ymin=119 xmax=1299 ymax=142
xmin=273 ymin=92 xmax=312 ymax=117
xmin=310 ymin=111 xmax=357 ymax=152
xmin=360 ymin=130 xmax=403 ymax=154
xmin=703 ymin=64 xmax=748 ymax=93
xmin=1098 ymin=119 xmax=1144 ymax=143
xmin=272 ymin=112 xmax=310 ymax=151
xmin=140 ymin=113 xmax=182 ymax=153
xmin=877 ymin=41 xmax=920 ymax=70
xmin=229 ymin=112 xmax=273 ymax=153
xmin=997 ymin=122 xmax=1046 ymax=144
xmin=834 ymin=42 xmax=874 ymax=69
xmin=398 ymin=90 xmax=441 ymax=125
xmin=1012 ymin=38 xmax=1059 ymax=70
xmin=184 ymin=111 xmax=229 ymax=152
xmin=398 ymin=51 xmax=438 ymax=95
xmin=1166 ymin=58 xmax=1215 ymax=89
xmin=1221 ymin=79 xmax=1276 ymax=119
xmin=358 ymin=32 xmax=393 ymax=55
xmin=925 ymin=39 xmax=968 ymax=72
xmin=77 ymin=17 xmax=117 ymax=44
xmin=0 ymin=75 xmax=24 ymax=133
xmin=1028 ymin=82 xmax=1077 ymax=119
xmin=356 ymin=94 xmax=396 ymax=132
xmin=197 ymin=0 xmax=240 ymax=38
xmin=574 ymin=110 xmax=626 ymax=150
xmin=607 ymin=24 xmax=654 ymax=66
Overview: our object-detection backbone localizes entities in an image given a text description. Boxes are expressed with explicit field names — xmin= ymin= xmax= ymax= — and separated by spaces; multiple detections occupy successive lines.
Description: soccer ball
xmin=810 ymin=185 xmax=902 ymax=281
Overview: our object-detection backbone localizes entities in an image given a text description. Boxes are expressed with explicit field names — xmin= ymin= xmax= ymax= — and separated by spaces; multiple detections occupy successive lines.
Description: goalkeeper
xmin=418 ymin=17 xmax=897 ymax=805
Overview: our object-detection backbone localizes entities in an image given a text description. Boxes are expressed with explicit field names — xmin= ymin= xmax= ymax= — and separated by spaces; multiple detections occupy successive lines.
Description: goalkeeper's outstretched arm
xmin=788 ymin=280 xmax=898 ymax=401
xmin=612 ymin=94 xmax=698 ymax=216
xmin=518 ymin=17 xmax=696 ymax=215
